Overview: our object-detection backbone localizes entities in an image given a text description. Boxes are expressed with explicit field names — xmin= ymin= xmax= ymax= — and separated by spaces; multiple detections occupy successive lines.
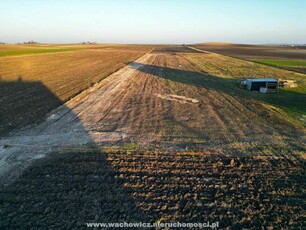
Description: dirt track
xmin=1 ymin=49 xmax=305 ymax=184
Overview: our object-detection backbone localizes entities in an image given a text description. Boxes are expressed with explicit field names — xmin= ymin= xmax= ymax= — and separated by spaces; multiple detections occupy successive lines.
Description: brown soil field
xmin=0 ymin=151 xmax=305 ymax=229
xmin=152 ymin=45 xmax=201 ymax=54
xmin=0 ymin=46 xmax=305 ymax=228
xmin=191 ymin=43 xmax=306 ymax=60
xmin=0 ymin=45 xmax=152 ymax=134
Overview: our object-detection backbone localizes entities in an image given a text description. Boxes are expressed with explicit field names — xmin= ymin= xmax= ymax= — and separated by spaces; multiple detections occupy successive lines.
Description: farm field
xmin=0 ymin=46 xmax=81 ymax=57
xmin=191 ymin=43 xmax=306 ymax=73
xmin=1 ymin=46 xmax=304 ymax=154
xmin=0 ymin=151 xmax=305 ymax=229
xmin=251 ymin=59 xmax=306 ymax=73
xmin=0 ymin=45 xmax=305 ymax=228
xmin=0 ymin=44 xmax=153 ymax=134
xmin=0 ymin=44 xmax=156 ymax=56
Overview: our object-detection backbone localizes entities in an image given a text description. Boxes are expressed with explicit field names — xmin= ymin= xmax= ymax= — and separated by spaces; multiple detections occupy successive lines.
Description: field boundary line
xmin=187 ymin=46 xmax=213 ymax=54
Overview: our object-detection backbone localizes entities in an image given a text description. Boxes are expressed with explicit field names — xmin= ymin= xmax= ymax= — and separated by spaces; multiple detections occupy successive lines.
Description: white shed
xmin=245 ymin=78 xmax=278 ymax=93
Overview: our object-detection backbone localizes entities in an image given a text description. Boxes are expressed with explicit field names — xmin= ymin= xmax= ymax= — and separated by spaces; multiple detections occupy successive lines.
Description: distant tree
xmin=80 ymin=41 xmax=97 ymax=45
xmin=24 ymin=40 xmax=39 ymax=44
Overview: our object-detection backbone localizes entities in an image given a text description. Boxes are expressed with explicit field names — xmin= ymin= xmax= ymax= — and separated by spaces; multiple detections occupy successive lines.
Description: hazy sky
xmin=0 ymin=0 xmax=305 ymax=44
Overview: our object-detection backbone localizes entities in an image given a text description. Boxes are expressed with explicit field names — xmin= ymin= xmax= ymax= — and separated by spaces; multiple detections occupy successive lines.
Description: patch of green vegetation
xmin=122 ymin=143 xmax=140 ymax=151
xmin=252 ymin=59 xmax=306 ymax=67
xmin=255 ymin=88 xmax=306 ymax=125
xmin=225 ymin=85 xmax=306 ymax=127
xmin=0 ymin=48 xmax=81 ymax=57
xmin=187 ymin=55 xmax=306 ymax=126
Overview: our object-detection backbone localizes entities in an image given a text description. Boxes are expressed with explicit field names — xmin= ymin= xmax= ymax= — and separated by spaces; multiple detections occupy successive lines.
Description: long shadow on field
xmin=130 ymin=62 xmax=236 ymax=91
xmin=130 ymin=62 xmax=306 ymax=123
xmin=0 ymin=80 xmax=149 ymax=228
xmin=0 ymin=80 xmax=62 ymax=135
xmin=0 ymin=152 xmax=150 ymax=229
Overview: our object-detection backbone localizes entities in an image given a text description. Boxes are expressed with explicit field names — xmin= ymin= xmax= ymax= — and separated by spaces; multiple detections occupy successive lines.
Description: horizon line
xmin=1 ymin=41 xmax=306 ymax=46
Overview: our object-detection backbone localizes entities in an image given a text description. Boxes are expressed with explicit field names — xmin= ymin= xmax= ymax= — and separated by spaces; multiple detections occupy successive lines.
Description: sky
xmin=0 ymin=0 xmax=305 ymax=44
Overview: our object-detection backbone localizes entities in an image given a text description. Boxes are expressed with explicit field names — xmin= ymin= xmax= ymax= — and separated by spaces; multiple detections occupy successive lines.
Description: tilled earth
xmin=191 ymin=44 xmax=306 ymax=60
xmin=0 ymin=151 xmax=305 ymax=229
xmin=0 ymin=46 xmax=150 ymax=134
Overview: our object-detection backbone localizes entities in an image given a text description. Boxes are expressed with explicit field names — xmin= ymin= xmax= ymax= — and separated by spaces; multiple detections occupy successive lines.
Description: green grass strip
xmin=252 ymin=59 xmax=306 ymax=67
xmin=0 ymin=48 xmax=81 ymax=57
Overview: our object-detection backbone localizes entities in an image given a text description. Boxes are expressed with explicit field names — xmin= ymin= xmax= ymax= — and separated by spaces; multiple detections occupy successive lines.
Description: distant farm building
xmin=245 ymin=78 xmax=278 ymax=93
